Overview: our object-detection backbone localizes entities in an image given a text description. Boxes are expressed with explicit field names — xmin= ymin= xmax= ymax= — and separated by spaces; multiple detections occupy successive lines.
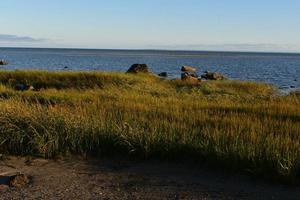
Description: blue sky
xmin=1 ymin=0 xmax=300 ymax=52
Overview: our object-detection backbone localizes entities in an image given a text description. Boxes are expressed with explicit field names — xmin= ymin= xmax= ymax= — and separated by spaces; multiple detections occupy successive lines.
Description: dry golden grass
xmin=0 ymin=70 xmax=299 ymax=183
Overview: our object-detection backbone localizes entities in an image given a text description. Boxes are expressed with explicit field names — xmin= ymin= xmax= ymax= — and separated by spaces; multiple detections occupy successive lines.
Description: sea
xmin=0 ymin=47 xmax=299 ymax=91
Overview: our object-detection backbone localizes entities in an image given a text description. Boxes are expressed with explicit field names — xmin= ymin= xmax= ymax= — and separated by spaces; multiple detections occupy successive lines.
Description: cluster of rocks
xmin=126 ymin=63 xmax=226 ymax=82
xmin=180 ymin=65 xmax=226 ymax=82
xmin=181 ymin=66 xmax=200 ymax=83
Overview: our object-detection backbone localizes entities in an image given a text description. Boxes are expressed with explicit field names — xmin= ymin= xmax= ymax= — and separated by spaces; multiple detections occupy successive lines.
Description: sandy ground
xmin=1 ymin=156 xmax=300 ymax=200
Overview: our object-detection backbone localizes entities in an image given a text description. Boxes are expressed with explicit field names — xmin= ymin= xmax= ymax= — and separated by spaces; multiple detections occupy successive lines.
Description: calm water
xmin=0 ymin=47 xmax=300 ymax=90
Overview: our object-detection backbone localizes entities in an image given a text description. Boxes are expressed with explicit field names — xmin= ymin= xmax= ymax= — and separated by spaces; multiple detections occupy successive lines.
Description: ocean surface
xmin=0 ymin=47 xmax=300 ymax=90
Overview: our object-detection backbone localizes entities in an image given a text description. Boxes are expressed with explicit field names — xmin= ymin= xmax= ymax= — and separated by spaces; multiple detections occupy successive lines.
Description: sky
xmin=1 ymin=0 xmax=300 ymax=52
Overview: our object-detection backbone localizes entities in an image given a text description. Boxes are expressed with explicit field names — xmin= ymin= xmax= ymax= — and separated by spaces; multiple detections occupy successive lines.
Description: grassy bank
xmin=0 ymin=70 xmax=300 ymax=183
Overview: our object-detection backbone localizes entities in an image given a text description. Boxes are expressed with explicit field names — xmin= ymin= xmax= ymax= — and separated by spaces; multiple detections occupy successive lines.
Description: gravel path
xmin=1 ymin=156 xmax=300 ymax=200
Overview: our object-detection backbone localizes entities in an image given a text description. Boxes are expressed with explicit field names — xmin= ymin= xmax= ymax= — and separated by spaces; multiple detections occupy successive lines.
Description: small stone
xmin=158 ymin=72 xmax=168 ymax=77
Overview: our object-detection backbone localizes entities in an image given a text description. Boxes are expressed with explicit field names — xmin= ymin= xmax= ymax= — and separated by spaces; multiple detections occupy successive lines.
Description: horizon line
xmin=1 ymin=46 xmax=300 ymax=55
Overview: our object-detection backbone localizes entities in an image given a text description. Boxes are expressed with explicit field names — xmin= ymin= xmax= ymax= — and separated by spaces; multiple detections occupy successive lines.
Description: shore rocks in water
xmin=180 ymin=65 xmax=201 ymax=83
xmin=127 ymin=64 xmax=151 ymax=74
xmin=0 ymin=60 xmax=8 ymax=65
xmin=125 ymin=63 xmax=227 ymax=83
xmin=14 ymin=84 xmax=35 ymax=91
xmin=181 ymin=65 xmax=197 ymax=73
xmin=181 ymin=72 xmax=200 ymax=83
xmin=201 ymin=71 xmax=225 ymax=80
xmin=158 ymin=72 xmax=168 ymax=77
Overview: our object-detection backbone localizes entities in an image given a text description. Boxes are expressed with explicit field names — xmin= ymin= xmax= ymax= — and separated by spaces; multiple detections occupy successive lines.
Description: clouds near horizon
xmin=0 ymin=34 xmax=46 ymax=43
xmin=1 ymin=33 xmax=300 ymax=52
xmin=1 ymin=1 xmax=300 ymax=52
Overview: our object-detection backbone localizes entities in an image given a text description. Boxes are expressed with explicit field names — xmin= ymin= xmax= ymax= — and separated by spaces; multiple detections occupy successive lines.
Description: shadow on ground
xmin=0 ymin=156 xmax=299 ymax=200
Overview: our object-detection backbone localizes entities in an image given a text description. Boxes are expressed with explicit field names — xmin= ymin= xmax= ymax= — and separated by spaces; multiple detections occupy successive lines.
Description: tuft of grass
xmin=0 ymin=70 xmax=299 ymax=183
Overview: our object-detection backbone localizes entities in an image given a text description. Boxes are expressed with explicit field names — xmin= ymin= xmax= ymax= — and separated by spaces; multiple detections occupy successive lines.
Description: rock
xmin=181 ymin=73 xmax=200 ymax=83
xmin=181 ymin=65 xmax=197 ymax=73
xmin=14 ymin=84 xmax=35 ymax=91
xmin=127 ymin=64 xmax=151 ymax=73
xmin=181 ymin=72 xmax=198 ymax=79
xmin=158 ymin=72 xmax=168 ymax=77
xmin=201 ymin=72 xmax=225 ymax=80
xmin=181 ymin=72 xmax=188 ymax=79
xmin=0 ymin=60 xmax=8 ymax=65
xmin=190 ymin=73 xmax=198 ymax=78
xmin=8 ymin=174 xmax=29 ymax=188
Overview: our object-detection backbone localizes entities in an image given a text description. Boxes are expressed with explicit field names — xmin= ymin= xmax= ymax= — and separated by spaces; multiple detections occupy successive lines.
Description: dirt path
xmin=0 ymin=156 xmax=300 ymax=200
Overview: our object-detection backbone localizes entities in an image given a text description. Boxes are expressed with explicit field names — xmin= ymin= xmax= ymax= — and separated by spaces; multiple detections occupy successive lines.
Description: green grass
xmin=0 ymin=70 xmax=299 ymax=183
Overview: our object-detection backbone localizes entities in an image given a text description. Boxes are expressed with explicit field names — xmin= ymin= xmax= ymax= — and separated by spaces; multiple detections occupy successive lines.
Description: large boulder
xmin=127 ymin=64 xmax=151 ymax=73
xmin=181 ymin=65 xmax=197 ymax=73
xmin=201 ymin=71 xmax=225 ymax=80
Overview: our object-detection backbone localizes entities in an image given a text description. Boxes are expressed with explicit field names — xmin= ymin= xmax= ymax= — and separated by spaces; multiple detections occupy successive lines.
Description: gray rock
xmin=158 ymin=72 xmax=168 ymax=77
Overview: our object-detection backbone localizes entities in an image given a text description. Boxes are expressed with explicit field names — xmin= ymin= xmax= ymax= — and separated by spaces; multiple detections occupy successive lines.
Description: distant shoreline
xmin=1 ymin=46 xmax=300 ymax=55
xmin=1 ymin=48 xmax=299 ymax=91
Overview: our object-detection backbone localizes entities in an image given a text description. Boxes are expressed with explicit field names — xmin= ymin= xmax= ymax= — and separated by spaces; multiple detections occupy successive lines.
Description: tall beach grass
xmin=0 ymin=70 xmax=299 ymax=183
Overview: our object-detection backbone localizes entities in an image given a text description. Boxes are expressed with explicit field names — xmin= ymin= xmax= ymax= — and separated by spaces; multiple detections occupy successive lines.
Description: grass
xmin=0 ymin=70 xmax=299 ymax=183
